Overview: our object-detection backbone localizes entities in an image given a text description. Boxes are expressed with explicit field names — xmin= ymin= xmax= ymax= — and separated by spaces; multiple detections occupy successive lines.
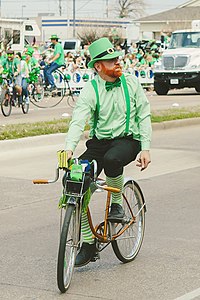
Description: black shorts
xmin=79 ymin=135 xmax=141 ymax=177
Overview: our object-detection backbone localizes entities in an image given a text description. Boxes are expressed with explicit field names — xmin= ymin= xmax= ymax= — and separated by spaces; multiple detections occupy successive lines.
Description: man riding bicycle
xmin=43 ymin=34 xmax=65 ymax=92
xmin=65 ymin=37 xmax=152 ymax=267
xmin=0 ymin=49 xmax=22 ymax=103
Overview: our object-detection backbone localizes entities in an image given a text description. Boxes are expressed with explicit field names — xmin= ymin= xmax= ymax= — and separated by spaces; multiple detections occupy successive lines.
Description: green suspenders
xmin=91 ymin=73 xmax=130 ymax=135
xmin=91 ymin=79 xmax=100 ymax=135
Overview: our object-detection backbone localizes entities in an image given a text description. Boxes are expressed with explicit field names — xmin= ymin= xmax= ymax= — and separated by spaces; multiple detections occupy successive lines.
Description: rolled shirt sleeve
xmin=65 ymin=82 xmax=96 ymax=152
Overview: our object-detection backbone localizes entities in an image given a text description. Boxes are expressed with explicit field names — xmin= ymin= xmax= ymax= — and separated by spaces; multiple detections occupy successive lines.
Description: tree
xmin=115 ymin=0 xmax=145 ymax=18
xmin=77 ymin=28 xmax=123 ymax=46
xmin=0 ymin=30 xmax=13 ymax=51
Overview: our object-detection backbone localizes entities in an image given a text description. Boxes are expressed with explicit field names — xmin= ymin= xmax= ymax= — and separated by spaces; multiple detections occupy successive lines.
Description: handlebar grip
xmin=33 ymin=179 xmax=49 ymax=184
xmin=103 ymin=186 xmax=120 ymax=193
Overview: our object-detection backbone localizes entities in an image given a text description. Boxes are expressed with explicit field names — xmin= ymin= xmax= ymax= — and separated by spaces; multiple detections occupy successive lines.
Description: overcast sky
xmin=0 ymin=0 xmax=186 ymax=19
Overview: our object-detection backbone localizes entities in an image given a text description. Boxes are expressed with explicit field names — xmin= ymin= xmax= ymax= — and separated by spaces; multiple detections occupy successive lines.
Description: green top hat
xmin=25 ymin=51 xmax=33 ymax=57
xmin=50 ymin=34 xmax=59 ymax=40
xmin=25 ymin=47 xmax=34 ymax=56
xmin=88 ymin=37 xmax=122 ymax=68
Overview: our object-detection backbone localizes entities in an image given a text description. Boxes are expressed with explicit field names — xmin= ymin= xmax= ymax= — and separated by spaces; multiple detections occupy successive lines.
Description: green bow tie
xmin=105 ymin=78 xmax=121 ymax=91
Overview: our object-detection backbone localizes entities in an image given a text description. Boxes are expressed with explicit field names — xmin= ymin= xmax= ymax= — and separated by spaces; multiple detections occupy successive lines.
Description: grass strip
xmin=151 ymin=107 xmax=200 ymax=122
xmin=0 ymin=119 xmax=72 ymax=140
xmin=1 ymin=107 xmax=200 ymax=140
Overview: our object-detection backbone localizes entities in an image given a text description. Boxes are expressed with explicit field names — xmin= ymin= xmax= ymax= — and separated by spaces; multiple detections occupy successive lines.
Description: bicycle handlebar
xmin=32 ymin=165 xmax=60 ymax=184
xmin=32 ymin=158 xmax=120 ymax=193
xmin=33 ymin=179 xmax=49 ymax=184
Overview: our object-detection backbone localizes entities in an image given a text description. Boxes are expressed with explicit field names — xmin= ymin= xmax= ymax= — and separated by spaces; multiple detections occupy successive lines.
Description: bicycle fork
xmin=67 ymin=196 xmax=82 ymax=249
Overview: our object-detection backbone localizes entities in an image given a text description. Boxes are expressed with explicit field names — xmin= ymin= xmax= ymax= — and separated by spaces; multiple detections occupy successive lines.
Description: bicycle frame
xmin=86 ymin=188 xmax=136 ymax=244
xmin=33 ymin=161 xmax=137 ymax=245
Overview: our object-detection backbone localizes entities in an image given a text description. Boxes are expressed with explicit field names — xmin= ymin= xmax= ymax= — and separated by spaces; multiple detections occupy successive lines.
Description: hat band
xmin=93 ymin=48 xmax=115 ymax=59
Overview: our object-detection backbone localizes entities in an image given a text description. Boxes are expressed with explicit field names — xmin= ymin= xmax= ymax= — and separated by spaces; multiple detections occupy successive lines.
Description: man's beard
xmin=100 ymin=63 xmax=122 ymax=78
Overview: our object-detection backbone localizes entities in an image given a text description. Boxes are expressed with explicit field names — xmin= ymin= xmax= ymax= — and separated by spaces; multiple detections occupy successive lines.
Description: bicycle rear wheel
xmin=111 ymin=180 xmax=146 ymax=263
xmin=1 ymin=90 xmax=12 ymax=117
xmin=57 ymin=203 xmax=80 ymax=293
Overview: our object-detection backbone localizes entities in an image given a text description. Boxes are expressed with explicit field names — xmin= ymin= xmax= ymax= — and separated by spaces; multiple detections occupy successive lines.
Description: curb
xmin=152 ymin=117 xmax=200 ymax=130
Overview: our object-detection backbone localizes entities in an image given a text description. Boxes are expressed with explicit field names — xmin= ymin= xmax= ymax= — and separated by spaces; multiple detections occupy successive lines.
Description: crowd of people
xmin=0 ymin=36 xmax=166 ymax=105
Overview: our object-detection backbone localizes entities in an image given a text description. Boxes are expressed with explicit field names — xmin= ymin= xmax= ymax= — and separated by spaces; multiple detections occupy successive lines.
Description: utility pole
xmin=73 ymin=0 xmax=75 ymax=37
xmin=22 ymin=5 xmax=26 ymax=18
xmin=106 ymin=0 xmax=108 ymax=18
xmin=59 ymin=0 xmax=62 ymax=16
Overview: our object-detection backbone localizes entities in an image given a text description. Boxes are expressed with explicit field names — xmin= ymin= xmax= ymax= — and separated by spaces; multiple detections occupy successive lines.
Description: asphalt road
xmin=1 ymin=88 xmax=200 ymax=125
xmin=0 ymin=124 xmax=200 ymax=300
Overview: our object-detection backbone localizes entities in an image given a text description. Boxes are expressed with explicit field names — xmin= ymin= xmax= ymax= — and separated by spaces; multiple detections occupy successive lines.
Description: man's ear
xmin=94 ymin=61 xmax=101 ymax=72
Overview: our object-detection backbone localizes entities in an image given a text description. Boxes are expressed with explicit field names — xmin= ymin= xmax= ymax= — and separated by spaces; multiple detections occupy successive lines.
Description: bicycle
xmin=0 ymin=72 xmax=29 ymax=116
xmin=42 ymin=67 xmax=77 ymax=108
xmin=27 ymin=68 xmax=45 ymax=102
xmin=33 ymin=155 xmax=146 ymax=293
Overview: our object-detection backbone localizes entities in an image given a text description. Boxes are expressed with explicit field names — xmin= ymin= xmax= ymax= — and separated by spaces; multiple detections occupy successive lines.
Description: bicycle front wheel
xmin=57 ymin=203 xmax=80 ymax=293
xmin=1 ymin=90 xmax=12 ymax=117
xmin=111 ymin=180 xmax=146 ymax=263
xmin=21 ymin=96 xmax=29 ymax=114
xmin=66 ymin=92 xmax=78 ymax=108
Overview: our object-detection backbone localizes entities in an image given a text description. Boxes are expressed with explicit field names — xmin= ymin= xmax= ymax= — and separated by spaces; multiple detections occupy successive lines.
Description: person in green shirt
xmin=0 ymin=49 xmax=22 ymax=101
xmin=65 ymin=37 xmax=152 ymax=267
xmin=25 ymin=47 xmax=39 ymax=72
xmin=43 ymin=34 xmax=65 ymax=92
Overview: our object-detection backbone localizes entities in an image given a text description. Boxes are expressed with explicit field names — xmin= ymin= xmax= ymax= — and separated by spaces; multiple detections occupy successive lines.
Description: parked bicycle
xmin=0 ymin=71 xmax=29 ymax=116
xmin=33 ymin=154 xmax=146 ymax=293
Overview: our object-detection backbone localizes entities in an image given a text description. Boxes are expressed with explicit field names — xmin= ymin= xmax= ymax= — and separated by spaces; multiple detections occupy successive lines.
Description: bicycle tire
xmin=1 ymin=90 xmax=12 ymax=117
xmin=44 ymin=70 xmax=67 ymax=102
xmin=111 ymin=180 xmax=145 ymax=263
xmin=21 ymin=96 xmax=29 ymax=114
xmin=66 ymin=93 xmax=77 ymax=108
xmin=57 ymin=203 xmax=80 ymax=293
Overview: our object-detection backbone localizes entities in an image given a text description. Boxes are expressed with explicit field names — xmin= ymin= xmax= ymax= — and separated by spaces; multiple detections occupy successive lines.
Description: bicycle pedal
xmin=90 ymin=252 xmax=100 ymax=262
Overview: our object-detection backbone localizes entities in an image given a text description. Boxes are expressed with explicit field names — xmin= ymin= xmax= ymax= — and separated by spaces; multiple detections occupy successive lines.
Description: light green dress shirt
xmin=65 ymin=73 xmax=152 ymax=152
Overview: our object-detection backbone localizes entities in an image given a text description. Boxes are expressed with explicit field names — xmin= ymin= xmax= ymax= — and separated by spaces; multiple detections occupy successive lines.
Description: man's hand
xmin=136 ymin=150 xmax=151 ymax=171
xmin=66 ymin=150 xmax=73 ymax=161
xmin=57 ymin=150 xmax=73 ymax=169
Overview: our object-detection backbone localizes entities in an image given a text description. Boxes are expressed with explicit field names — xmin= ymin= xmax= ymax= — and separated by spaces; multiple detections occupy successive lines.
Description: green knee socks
xmin=81 ymin=211 xmax=94 ymax=244
xmin=81 ymin=174 xmax=124 ymax=244
xmin=106 ymin=174 xmax=124 ymax=206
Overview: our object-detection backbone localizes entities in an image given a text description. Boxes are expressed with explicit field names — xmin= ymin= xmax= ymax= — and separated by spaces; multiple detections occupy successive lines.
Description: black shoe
xmin=75 ymin=242 xmax=97 ymax=267
xmin=107 ymin=203 xmax=125 ymax=223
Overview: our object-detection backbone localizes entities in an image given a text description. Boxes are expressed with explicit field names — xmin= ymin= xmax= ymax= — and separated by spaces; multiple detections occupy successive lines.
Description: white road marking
xmin=174 ymin=287 xmax=200 ymax=300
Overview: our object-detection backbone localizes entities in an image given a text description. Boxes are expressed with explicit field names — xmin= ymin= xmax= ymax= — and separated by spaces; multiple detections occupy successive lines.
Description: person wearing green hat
xmin=43 ymin=34 xmax=65 ymax=92
xmin=0 ymin=49 xmax=22 ymax=102
xmin=65 ymin=37 xmax=152 ymax=267
xmin=25 ymin=48 xmax=40 ymax=103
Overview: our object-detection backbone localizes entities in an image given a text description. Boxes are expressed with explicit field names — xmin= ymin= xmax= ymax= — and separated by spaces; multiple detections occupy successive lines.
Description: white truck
xmin=154 ymin=20 xmax=200 ymax=95
xmin=0 ymin=18 xmax=41 ymax=52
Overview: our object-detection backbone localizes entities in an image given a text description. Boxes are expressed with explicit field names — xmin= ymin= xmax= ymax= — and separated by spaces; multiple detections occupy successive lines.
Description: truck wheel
xmin=154 ymin=83 xmax=169 ymax=95
xmin=195 ymin=86 xmax=200 ymax=93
